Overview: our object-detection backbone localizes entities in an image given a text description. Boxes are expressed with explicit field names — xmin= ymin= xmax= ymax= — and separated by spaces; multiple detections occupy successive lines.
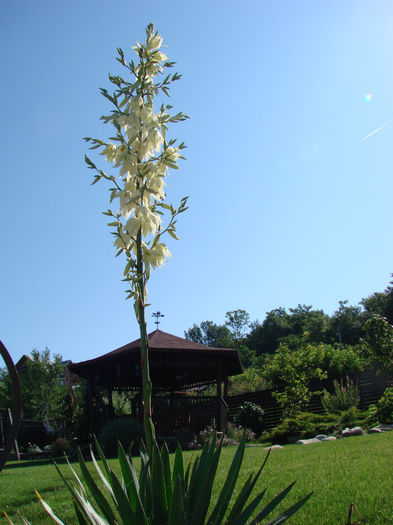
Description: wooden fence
xmin=226 ymin=368 xmax=391 ymax=430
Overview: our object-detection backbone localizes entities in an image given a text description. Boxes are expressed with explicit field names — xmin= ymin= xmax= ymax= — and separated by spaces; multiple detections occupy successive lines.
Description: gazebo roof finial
xmin=152 ymin=311 xmax=164 ymax=329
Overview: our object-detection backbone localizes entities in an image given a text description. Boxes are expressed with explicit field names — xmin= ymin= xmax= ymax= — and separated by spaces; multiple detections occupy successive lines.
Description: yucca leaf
xmin=187 ymin=438 xmax=216 ymax=516
xmin=169 ymin=473 xmax=185 ymax=525
xmin=151 ymin=441 xmax=169 ymax=523
xmin=190 ymin=441 xmax=222 ymax=525
xmin=264 ymin=492 xmax=312 ymax=524
xmin=93 ymin=436 xmax=112 ymax=484
xmin=72 ymin=500 xmax=89 ymax=525
xmin=224 ymin=472 xmax=254 ymax=525
xmin=161 ymin=442 xmax=172 ymax=509
xmin=90 ymin=446 xmax=115 ymax=501
xmin=184 ymin=454 xmax=201 ymax=515
xmin=109 ymin=470 xmax=140 ymax=525
xmin=3 ymin=512 xmax=32 ymax=525
xmin=139 ymin=450 xmax=152 ymax=515
xmin=117 ymin=441 xmax=150 ymax=521
xmin=251 ymin=481 xmax=296 ymax=524
xmin=61 ymin=456 xmax=88 ymax=498
xmin=208 ymin=435 xmax=246 ymax=525
xmin=77 ymin=448 xmax=118 ymax=523
xmin=36 ymin=491 xmax=66 ymax=525
xmin=53 ymin=462 xmax=91 ymax=521
xmin=2 ymin=512 xmax=13 ymax=524
xmin=117 ymin=442 xmax=139 ymax=508
xmin=72 ymin=487 xmax=110 ymax=525
xmin=184 ymin=456 xmax=192 ymax=490
xmin=227 ymin=449 xmax=271 ymax=525
xmin=172 ymin=444 xmax=185 ymax=486
xmin=233 ymin=488 xmax=267 ymax=525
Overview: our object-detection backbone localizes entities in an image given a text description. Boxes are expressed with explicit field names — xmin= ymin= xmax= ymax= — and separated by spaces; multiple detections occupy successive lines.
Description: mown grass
xmin=1 ymin=432 xmax=392 ymax=524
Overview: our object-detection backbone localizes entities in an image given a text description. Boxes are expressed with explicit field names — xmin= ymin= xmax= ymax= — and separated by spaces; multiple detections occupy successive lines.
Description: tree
xmin=227 ymin=367 xmax=269 ymax=395
xmin=0 ymin=348 xmax=68 ymax=421
xmin=185 ymin=311 xmax=257 ymax=367
xmin=361 ymin=292 xmax=390 ymax=319
xmin=246 ymin=307 xmax=291 ymax=355
xmin=184 ymin=321 xmax=233 ymax=348
xmin=361 ymin=316 xmax=393 ymax=372
xmin=287 ymin=304 xmax=329 ymax=344
xmin=224 ymin=309 xmax=250 ymax=343
xmin=327 ymin=300 xmax=364 ymax=346
xmin=262 ymin=341 xmax=365 ymax=417
xmin=85 ymin=24 xmax=188 ymax=456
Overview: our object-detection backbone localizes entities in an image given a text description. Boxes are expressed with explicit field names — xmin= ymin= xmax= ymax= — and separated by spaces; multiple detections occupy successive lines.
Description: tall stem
xmin=136 ymin=229 xmax=156 ymax=457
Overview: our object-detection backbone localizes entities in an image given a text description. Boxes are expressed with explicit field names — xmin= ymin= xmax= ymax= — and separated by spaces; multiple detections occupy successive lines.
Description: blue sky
xmin=1 ymin=1 xmax=392 ymax=364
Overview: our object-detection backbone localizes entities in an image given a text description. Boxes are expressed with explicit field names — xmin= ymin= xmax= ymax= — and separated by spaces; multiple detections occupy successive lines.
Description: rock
xmin=264 ymin=444 xmax=283 ymax=450
xmin=315 ymin=434 xmax=327 ymax=440
xmin=369 ymin=424 xmax=393 ymax=433
xmin=320 ymin=436 xmax=337 ymax=441
xmin=296 ymin=438 xmax=322 ymax=445
xmin=342 ymin=426 xmax=365 ymax=438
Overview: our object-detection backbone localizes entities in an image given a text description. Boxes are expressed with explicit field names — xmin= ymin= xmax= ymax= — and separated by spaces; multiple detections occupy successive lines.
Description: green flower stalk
xmin=84 ymin=23 xmax=188 ymax=457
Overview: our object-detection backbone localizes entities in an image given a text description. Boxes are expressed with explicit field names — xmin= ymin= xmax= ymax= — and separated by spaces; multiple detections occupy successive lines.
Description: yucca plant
xmin=3 ymin=24 xmax=311 ymax=525
xmin=34 ymin=435 xmax=311 ymax=525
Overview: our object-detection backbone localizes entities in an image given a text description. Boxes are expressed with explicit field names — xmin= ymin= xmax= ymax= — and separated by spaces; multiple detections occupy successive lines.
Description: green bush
xmin=338 ymin=406 xmax=363 ymax=426
xmin=236 ymin=401 xmax=265 ymax=435
xmin=262 ymin=409 xmax=371 ymax=444
xmin=261 ymin=413 xmax=337 ymax=444
xmin=322 ymin=377 xmax=360 ymax=413
xmin=98 ymin=417 xmax=143 ymax=457
xmin=376 ymin=387 xmax=393 ymax=423
xmin=50 ymin=436 xmax=70 ymax=457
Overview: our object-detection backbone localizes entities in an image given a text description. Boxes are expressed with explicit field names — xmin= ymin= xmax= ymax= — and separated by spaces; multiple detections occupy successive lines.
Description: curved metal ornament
xmin=0 ymin=341 xmax=22 ymax=473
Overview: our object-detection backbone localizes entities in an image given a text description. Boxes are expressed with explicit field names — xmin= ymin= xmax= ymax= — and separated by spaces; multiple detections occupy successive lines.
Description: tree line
xmin=185 ymin=275 xmax=393 ymax=413
xmin=185 ymin=275 xmax=393 ymax=361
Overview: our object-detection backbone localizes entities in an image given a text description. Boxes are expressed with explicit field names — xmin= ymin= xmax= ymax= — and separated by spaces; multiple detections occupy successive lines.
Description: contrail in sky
xmin=362 ymin=120 xmax=392 ymax=141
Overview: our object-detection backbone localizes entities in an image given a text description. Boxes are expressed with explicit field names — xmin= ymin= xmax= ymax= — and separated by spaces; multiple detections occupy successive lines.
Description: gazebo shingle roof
xmin=68 ymin=329 xmax=242 ymax=390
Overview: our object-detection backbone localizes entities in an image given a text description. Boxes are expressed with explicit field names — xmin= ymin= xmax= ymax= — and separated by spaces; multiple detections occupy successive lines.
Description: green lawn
xmin=1 ymin=432 xmax=393 ymax=524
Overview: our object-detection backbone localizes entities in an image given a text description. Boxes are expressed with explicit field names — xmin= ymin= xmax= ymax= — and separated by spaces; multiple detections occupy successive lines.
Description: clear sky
xmin=1 ymin=1 xmax=392 ymax=364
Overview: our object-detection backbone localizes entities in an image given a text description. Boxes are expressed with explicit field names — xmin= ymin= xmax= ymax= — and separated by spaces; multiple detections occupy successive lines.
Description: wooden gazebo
xmin=68 ymin=330 xmax=242 ymax=437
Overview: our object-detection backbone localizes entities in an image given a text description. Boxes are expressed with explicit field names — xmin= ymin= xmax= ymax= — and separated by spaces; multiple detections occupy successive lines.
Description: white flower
xmin=136 ymin=207 xmax=161 ymax=236
xmin=149 ymin=35 xmax=163 ymax=50
xmin=143 ymin=242 xmax=171 ymax=270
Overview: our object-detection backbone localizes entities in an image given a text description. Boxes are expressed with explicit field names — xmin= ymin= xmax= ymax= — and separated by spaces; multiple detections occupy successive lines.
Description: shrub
xmin=226 ymin=422 xmax=256 ymax=443
xmin=261 ymin=412 xmax=338 ymax=444
xmin=50 ymin=436 xmax=70 ymax=457
xmin=97 ymin=417 xmax=143 ymax=457
xmin=338 ymin=406 xmax=362 ymax=425
xmin=321 ymin=377 xmax=360 ymax=414
xmin=262 ymin=409 xmax=371 ymax=444
xmin=376 ymin=387 xmax=393 ymax=423
xmin=187 ymin=423 xmax=256 ymax=450
xmin=187 ymin=426 xmax=237 ymax=449
xmin=236 ymin=401 xmax=265 ymax=435
xmin=367 ymin=403 xmax=378 ymax=424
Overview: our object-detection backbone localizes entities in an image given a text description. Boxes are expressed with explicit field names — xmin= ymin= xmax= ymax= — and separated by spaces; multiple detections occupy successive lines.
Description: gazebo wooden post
xmin=131 ymin=395 xmax=137 ymax=419
xmin=86 ymin=372 xmax=95 ymax=434
xmin=108 ymin=388 xmax=114 ymax=421
xmin=224 ymin=376 xmax=228 ymax=400
xmin=216 ymin=364 xmax=222 ymax=432
xmin=170 ymin=386 xmax=175 ymax=409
